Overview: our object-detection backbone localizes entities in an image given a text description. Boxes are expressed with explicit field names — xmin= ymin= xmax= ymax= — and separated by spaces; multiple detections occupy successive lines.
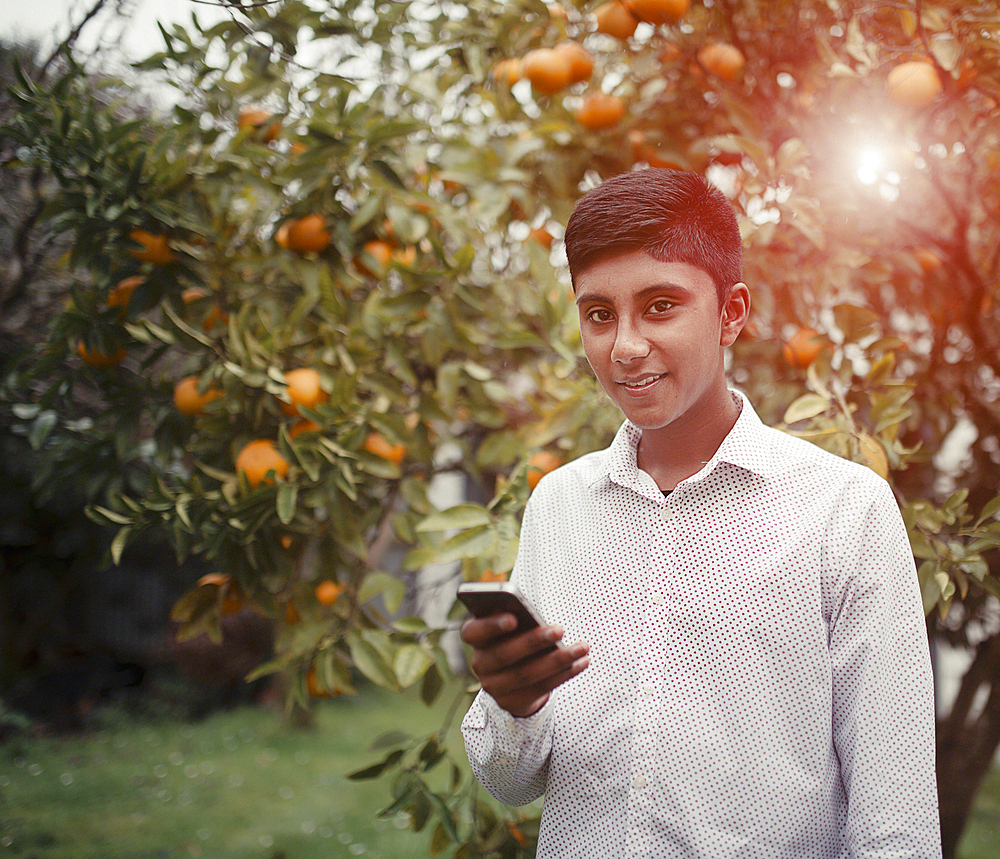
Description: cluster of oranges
xmin=490 ymin=0 xmax=750 ymax=134
xmin=76 ymin=229 xmax=178 ymax=368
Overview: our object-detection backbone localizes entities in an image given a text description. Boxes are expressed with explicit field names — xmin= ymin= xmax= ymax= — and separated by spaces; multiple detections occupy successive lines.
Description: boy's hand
xmin=461 ymin=613 xmax=589 ymax=718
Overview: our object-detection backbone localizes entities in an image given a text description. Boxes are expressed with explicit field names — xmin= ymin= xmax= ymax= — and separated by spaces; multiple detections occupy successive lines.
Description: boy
xmin=461 ymin=169 xmax=941 ymax=858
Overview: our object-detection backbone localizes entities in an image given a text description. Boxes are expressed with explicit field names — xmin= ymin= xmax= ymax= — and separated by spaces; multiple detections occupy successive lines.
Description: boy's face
xmin=575 ymin=251 xmax=749 ymax=435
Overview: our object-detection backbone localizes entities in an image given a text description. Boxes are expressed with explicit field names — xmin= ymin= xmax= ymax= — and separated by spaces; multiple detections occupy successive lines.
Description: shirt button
xmin=651 ymin=593 xmax=666 ymax=605
xmin=642 ymin=682 xmax=656 ymax=695
xmin=634 ymin=776 xmax=647 ymax=790
xmin=661 ymin=508 xmax=674 ymax=522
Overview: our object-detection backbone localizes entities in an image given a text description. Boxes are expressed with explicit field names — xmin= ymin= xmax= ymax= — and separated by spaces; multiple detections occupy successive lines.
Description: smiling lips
xmin=618 ymin=373 xmax=665 ymax=391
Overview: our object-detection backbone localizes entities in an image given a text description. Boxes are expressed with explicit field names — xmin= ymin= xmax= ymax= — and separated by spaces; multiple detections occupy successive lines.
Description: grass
xmin=2 ymin=682 xmax=999 ymax=859
xmin=0 ymin=683 xmax=463 ymax=859
xmin=958 ymin=766 xmax=1000 ymax=859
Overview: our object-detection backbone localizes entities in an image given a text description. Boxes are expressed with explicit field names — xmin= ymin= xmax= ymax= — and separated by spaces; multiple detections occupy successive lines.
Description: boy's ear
xmin=721 ymin=282 xmax=751 ymax=347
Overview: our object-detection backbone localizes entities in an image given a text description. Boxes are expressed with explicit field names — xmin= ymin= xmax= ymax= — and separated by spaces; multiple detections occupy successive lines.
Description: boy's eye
xmin=586 ymin=308 xmax=613 ymax=323
xmin=649 ymin=300 xmax=674 ymax=313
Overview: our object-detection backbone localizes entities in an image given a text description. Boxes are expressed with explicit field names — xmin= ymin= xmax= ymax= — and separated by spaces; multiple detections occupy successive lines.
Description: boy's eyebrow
xmin=575 ymin=282 xmax=693 ymax=306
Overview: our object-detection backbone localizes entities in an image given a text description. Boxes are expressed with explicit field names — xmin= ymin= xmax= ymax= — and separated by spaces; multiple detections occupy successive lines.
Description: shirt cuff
xmin=478 ymin=689 xmax=555 ymax=731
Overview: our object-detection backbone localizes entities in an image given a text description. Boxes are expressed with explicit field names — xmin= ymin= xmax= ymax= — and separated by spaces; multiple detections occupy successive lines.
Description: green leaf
xmin=347 ymin=749 xmax=405 ymax=780
xmin=417 ymin=504 xmax=492 ymax=533
xmin=427 ymin=792 xmax=458 ymax=842
xmin=420 ymin=662 xmax=444 ymax=706
xmin=433 ymin=525 xmax=496 ymax=566
xmin=358 ymin=572 xmax=406 ymax=615
xmin=348 ymin=633 xmax=400 ymax=690
xmin=277 ymin=483 xmax=297 ymax=525
xmin=110 ymin=527 xmax=132 ymax=566
xmin=394 ymin=643 xmax=432 ymax=688
xmin=975 ymin=495 xmax=1000 ymax=528
xmin=783 ymin=393 xmax=830 ymax=425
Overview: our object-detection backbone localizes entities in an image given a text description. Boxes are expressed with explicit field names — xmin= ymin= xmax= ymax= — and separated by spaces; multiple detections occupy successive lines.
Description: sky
xmin=0 ymin=0 xmax=230 ymax=62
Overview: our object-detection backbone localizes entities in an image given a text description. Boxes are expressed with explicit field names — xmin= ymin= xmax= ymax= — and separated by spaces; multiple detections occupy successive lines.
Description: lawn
xmin=1 ymin=682 xmax=999 ymax=859
xmin=0 ymin=683 xmax=466 ymax=859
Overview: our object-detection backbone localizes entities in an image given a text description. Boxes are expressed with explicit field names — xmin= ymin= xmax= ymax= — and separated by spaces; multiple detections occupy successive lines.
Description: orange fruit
xmin=306 ymin=666 xmax=335 ymax=698
xmin=289 ymin=419 xmax=320 ymax=439
xmin=173 ymin=375 xmax=222 ymax=416
xmin=490 ymin=57 xmax=524 ymax=87
xmin=594 ymin=0 xmax=639 ymax=39
xmin=128 ymin=228 xmax=176 ymax=265
xmin=236 ymin=439 xmax=290 ymax=489
xmin=356 ymin=239 xmax=393 ymax=277
xmin=781 ymin=327 xmax=825 ymax=370
xmin=274 ymin=222 xmax=292 ymax=249
xmin=281 ymin=214 xmax=330 ymax=254
xmin=887 ymin=61 xmax=942 ymax=108
xmin=107 ymin=276 xmax=143 ymax=314
xmin=238 ymin=107 xmax=281 ymax=143
xmin=392 ymin=245 xmax=418 ymax=268
xmin=575 ymin=91 xmax=627 ymax=130
xmin=77 ymin=340 xmax=126 ymax=368
xmin=529 ymin=226 xmax=554 ymax=249
xmin=527 ymin=450 xmax=562 ymax=490
xmin=697 ymin=42 xmax=746 ymax=81
xmin=181 ymin=286 xmax=228 ymax=330
xmin=915 ymin=247 xmax=943 ymax=274
xmin=197 ymin=573 xmax=244 ymax=615
xmin=280 ymin=367 xmax=327 ymax=417
xmin=625 ymin=0 xmax=689 ymax=25
xmin=315 ymin=579 xmax=345 ymax=606
xmin=479 ymin=568 xmax=508 ymax=582
xmin=554 ymin=41 xmax=594 ymax=85
xmin=362 ymin=432 xmax=407 ymax=465
xmin=522 ymin=48 xmax=574 ymax=95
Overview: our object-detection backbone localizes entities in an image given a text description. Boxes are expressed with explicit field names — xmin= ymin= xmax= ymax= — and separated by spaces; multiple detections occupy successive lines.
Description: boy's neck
xmin=635 ymin=391 xmax=740 ymax=491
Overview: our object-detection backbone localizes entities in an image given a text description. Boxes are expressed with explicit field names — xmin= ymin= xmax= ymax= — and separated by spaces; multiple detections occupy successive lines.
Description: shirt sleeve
xmin=828 ymin=476 xmax=942 ymax=858
xmin=461 ymin=688 xmax=554 ymax=806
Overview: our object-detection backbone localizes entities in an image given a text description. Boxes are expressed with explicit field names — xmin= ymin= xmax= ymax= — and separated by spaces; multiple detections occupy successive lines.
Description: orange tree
xmin=3 ymin=1 xmax=1000 ymax=856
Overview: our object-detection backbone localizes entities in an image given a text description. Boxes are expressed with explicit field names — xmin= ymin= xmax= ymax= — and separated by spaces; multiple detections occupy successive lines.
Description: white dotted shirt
xmin=462 ymin=392 xmax=941 ymax=859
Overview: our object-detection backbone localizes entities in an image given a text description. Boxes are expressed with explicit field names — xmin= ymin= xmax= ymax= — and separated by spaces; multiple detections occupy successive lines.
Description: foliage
xmin=2 ymin=0 xmax=1000 ymax=856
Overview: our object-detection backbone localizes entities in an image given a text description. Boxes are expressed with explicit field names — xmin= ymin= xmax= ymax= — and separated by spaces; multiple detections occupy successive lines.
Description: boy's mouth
xmin=619 ymin=373 xmax=664 ymax=390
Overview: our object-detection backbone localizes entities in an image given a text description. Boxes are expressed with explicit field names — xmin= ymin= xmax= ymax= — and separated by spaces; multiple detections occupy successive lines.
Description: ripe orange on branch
xmin=236 ymin=439 xmax=289 ymax=489
xmin=887 ymin=61 xmax=942 ymax=108
xmin=173 ymin=375 xmax=222 ymax=416
xmin=522 ymin=48 xmax=574 ymax=95
xmin=697 ymin=42 xmax=746 ymax=81
xmin=554 ymin=41 xmax=594 ymax=85
xmin=128 ymin=228 xmax=176 ymax=265
xmin=276 ymin=214 xmax=330 ymax=253
xmin=315 ymin=579 xmax=345 ymax=606
xmin=196 ymin=573 xmax=244 ymax=615
xmin=77 ymin=340 xmax=126 ymax=368
xmin=490 ymin=57 xmax=524 ymax=87
xmin=362 ymin=432 xmax=407 ymax=465
xmin=781 ymin=327 xmax=825 ymax=370
xmin=355 ymin=239 xmax=393 ymax=277
xmin=575 ymin=92 xmax=627 ymax=130
xmin=915 ymin=247 xmax=943 ymax=274
xmin=624 ymin=0 xmax=689 ymax=25
xmin=237 ymin=106 xmax=281 ymax=143
xmin=107 ymin=276 xmax=143 ymax=314
xmin=594 ymin=0 xmax=639 ymax=40
xmin=527 ymin=450 xmax=562 ymax=490
xmin=280 ymin=367 xmax=327 ymax=417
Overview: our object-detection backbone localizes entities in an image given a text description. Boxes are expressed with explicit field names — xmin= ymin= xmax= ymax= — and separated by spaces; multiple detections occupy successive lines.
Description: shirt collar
xmin=594 ymin=390 xmax=775 ymax=497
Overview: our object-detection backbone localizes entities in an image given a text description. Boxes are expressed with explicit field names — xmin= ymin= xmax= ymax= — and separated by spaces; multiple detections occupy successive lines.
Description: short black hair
xmin=563 ymin=168 xmax=742 ymax=306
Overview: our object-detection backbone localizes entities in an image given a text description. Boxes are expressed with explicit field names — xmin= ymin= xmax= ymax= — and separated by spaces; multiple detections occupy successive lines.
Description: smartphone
xmin=457 ymin=581 xmax=563 ymax=647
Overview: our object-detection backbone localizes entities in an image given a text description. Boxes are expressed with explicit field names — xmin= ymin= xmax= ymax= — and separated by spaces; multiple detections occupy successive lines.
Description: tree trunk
xmin=936 ymin=631 xmax=1000 ymax=859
